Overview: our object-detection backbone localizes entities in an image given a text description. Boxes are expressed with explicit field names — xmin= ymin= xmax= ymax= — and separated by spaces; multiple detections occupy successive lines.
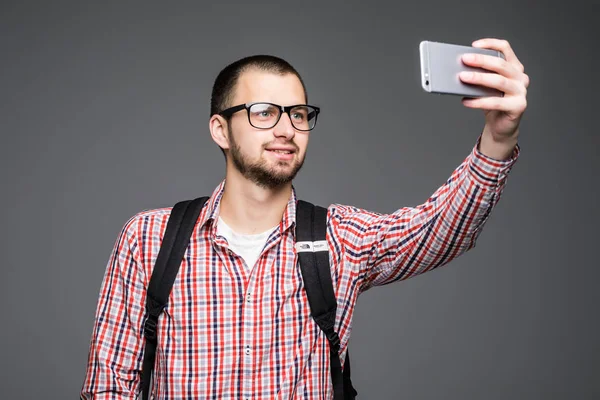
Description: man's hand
xmin=459 ymin=38 xmax=529 ymax=160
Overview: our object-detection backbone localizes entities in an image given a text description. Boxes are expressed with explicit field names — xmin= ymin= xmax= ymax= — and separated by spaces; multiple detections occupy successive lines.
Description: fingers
xmin=462 ymin=39 xmax=529 ymax=118
xmin=472 ymin=38 xmax=525 ymax=73
xmin=465 ymin=38 xmax=530 ymax=89
xmin=459 ymin=71 xmax=527 ymax=97
xmin=461 ymin=53 xmax=521 ymax=80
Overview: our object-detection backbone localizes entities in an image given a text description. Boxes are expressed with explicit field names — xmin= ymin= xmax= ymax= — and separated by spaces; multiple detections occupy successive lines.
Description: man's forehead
xmin=234 ymin=69 xmax=305 ymax=105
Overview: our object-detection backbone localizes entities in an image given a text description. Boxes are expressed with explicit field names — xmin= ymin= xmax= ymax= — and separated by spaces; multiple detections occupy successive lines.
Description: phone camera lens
xmin=425 ymin=80 xmax=429 ymax=85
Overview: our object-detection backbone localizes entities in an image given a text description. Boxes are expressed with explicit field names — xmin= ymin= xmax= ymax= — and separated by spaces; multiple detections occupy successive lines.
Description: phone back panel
xmin=420 ymin=40 xmax=506 ymax=97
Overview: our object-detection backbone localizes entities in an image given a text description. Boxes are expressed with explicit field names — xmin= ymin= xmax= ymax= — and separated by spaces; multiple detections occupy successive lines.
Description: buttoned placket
xmin=213 ymin=217 xmax=289 ymax=399
xmin=212 ymin=231 xmax=254 ymax=398
xmin=218 ymin=237 xmax=259 ymax=400
xmin=241 ymin=228 xmax=285 ymax=400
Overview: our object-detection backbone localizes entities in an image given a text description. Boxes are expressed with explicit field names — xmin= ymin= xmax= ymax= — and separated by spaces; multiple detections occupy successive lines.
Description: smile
xmin=266 ymin=149 xmax=295 ymax=160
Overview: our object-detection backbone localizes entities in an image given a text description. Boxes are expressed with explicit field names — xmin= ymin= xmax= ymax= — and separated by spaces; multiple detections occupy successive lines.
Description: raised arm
xmin=331 ymin=38 xmax=528 ymax=294
xmin=330 ymin=135 xmax=520 ymax=294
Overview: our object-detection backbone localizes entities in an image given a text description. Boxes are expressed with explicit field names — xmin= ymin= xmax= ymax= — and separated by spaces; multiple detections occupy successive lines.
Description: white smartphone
xmin=419 ymin=40 xmax=506 ymax=98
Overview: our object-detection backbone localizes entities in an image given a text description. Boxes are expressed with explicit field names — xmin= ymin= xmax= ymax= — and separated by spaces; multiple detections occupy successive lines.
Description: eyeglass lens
xmin=248 ymin=103 xmax=317 ymax=130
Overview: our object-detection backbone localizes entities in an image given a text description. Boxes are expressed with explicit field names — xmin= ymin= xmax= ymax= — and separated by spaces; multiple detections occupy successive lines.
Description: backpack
xmin=140 ymin=197 xmax=358 ymax=399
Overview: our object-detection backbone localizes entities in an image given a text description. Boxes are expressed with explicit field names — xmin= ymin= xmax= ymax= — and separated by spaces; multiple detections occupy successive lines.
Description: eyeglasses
xmin=218 ymin=102 xmax=320 ymax=131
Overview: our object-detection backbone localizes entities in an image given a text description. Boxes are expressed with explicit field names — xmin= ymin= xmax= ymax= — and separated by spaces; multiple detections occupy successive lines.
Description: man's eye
xmin=292 ymin=112 xmax=306 ymax=120
xmin=252 ymin=110 xmax=274 ymax=119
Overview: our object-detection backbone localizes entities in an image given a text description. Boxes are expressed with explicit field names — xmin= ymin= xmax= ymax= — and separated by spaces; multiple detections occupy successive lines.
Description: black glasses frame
xmin=218 ymin=102 xmax=321 ymax=131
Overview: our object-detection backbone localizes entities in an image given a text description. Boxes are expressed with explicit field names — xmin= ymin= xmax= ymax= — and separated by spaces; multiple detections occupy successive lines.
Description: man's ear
xmin=209 ymin=115 xmax=230 ymax=151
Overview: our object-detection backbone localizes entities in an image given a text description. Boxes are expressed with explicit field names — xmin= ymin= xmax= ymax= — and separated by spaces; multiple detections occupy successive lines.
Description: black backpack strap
xmin=296 ymin=200 xmax=358 ymax=399
xmin=140 ymin=196 xmax=209 ymax=400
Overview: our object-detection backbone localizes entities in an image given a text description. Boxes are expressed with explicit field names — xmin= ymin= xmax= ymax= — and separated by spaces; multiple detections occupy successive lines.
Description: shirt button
xmin=245 ymin=346 xmax=251 ymax=355
xmin=246 ymin=292 xmax=251 ymax=302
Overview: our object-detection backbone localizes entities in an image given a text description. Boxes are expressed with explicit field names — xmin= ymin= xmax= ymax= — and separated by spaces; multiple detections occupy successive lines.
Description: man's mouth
xmin=266 ymin=149 xmax=294 ymax=154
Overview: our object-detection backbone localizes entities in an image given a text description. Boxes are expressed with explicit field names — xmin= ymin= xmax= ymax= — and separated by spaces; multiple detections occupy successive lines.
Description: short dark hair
xmin=210 ymin=55 xmax=308 ymax=158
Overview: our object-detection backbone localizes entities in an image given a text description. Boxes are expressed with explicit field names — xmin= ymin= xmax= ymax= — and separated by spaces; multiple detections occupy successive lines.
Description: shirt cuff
xmin=468 ymin=133 xmax=521 ymax=188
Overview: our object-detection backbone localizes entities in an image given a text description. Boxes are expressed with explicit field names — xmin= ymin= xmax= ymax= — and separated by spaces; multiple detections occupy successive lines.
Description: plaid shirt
xmin=81 ymin=136 xmax=520 ymax=399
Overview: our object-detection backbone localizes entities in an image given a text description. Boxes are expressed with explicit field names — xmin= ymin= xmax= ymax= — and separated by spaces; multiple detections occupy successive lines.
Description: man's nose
xmin=273 ymin=112 xmax=296 ymax=139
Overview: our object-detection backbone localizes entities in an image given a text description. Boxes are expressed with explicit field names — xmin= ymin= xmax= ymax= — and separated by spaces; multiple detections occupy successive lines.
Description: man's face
xmin=225 ymin=70 xmax=310 ymax=190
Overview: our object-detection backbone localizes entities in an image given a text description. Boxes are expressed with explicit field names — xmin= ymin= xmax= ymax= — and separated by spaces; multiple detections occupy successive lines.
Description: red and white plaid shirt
xmin=81 ymin=135 xmax=520 ymax=399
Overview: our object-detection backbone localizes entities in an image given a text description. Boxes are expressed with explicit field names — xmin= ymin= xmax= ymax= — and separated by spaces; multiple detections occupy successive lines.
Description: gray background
xmin=1 ymin=0 xmax=598 ymax=399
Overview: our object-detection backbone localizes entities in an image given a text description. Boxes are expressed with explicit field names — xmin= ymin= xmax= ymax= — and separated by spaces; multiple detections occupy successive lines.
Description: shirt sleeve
xmin=329 ymin=134 xmax=520 ymax=294
xmin=80 ymin=214 xmax=147 ymax=399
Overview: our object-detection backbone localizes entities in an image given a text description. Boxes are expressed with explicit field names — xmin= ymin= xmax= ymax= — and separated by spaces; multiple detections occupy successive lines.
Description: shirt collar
xmin=199 ymin=179 xmax=298 ymax=238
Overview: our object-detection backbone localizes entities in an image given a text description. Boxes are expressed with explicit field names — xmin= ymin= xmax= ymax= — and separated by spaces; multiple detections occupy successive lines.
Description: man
xmin=80 ymin=38 xmax=529 ymax=399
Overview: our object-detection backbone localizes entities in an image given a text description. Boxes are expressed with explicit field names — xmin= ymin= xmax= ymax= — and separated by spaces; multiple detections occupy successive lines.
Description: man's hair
xmin=210 ymin=55 xmax=308 ymax=159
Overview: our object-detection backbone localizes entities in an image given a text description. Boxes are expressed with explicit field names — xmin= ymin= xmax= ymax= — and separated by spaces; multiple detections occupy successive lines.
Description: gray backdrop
xmin=1 ymin=0 xmax=598 ymax=399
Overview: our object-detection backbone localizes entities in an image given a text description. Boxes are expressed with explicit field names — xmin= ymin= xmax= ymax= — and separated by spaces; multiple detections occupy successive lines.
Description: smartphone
xmin=419 ymin=40 xmax=506 ymax=98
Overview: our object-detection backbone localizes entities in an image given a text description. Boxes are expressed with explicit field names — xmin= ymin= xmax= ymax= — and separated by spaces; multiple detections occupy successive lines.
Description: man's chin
xmin=235 ymin=157 xmax=304 ymax=188
xmin=259 ymin=169 xmax=301 ymax=188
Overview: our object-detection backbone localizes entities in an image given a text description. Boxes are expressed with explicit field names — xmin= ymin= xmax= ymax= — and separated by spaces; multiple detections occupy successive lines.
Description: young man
xmin=80 ymin=38 xmax=529 ymax=399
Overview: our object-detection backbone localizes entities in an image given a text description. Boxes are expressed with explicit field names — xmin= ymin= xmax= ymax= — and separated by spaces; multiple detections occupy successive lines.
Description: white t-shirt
xmin=216 ymin=216 xmax=279 ymax=271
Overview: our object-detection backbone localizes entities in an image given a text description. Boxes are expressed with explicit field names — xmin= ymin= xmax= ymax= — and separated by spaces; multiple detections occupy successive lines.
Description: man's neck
xmin=218 ymin=174 xmax=292 ymax=236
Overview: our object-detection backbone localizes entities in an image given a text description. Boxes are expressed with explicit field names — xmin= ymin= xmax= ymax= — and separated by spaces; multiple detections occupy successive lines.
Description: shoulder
xmin=327 ymin=203 xmax=384 ymax=224
xmin=109 ymin=206 xmax=176 ymax=273
xmin=120 ymin=206 xmax=174 ymax=238
xmin=113 ymin=207 xmax=175 ymax=261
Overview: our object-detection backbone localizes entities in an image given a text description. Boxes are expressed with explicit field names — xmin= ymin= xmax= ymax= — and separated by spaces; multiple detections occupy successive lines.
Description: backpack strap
xmin=296 ymin=200 xmax=358 ymax=399
xmin=140 ymin=196 xmax=209 ymax=400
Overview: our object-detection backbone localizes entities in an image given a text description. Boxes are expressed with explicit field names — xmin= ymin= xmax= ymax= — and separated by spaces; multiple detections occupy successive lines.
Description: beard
xmin=227 ymin=125 xmax=305 ymax=190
